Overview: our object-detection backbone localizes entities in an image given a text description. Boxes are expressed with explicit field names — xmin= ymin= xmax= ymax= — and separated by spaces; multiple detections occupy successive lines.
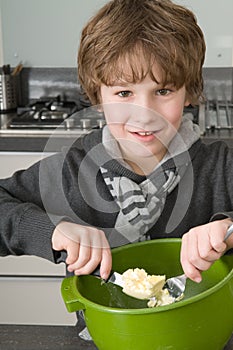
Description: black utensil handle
xmin=55 ymin=252 xmax=106 ymax=280
xmin=92 ymin=266 xmax=101 ymax=277
xmin=56 ymin=251 xmax=102 ymax=276
xmin=54 ymin=249 xmax=67 ymax=263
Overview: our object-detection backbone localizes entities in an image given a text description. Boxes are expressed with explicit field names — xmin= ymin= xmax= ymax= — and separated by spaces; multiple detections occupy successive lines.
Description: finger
xmin=188 ymin=236 xmax=212 ymax=272
xmin=69 ymin=244 xmax=91 ymax=272
xmin=186 ymin=229 xmax=213 ymax=269
xmin=209 ymin=229 xmax=227 ymax=254
xmin=67 ymin=233 xmax=91 ymax=272
xmin=197 ymin=231 xmax=223 ymax=262
xmin=66 ymin=243 xmax=80 ymax=265
xmin=100 ymin=248 xmax=112 ymax=280
xmin=73 ymin=247 xmax=102 ymax=275
xmin=181 ymin=233 xmax=202 ymax=283
xmin=95 ymin=232 xmax=112 ymax=279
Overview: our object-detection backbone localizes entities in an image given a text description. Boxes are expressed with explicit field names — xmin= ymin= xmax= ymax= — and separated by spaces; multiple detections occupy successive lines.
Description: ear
xmin=184 ymin=90 xmax=191 ymax=107
xmin=96 ymin=104 xmax=103 ymax=112
xmin=184 ymin=97 xmax=191 ymax=107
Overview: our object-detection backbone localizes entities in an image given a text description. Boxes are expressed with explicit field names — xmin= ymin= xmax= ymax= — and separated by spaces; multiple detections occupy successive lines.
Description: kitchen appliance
xmin=196 ymin=99 xmax=233 ymax=139
xmin=1 ymin=93 xmax=233 ymax=147
xmin=61 ymin=239 xmax=233 ymax=350
xmin=1 ymin=95 xmax=105 ymax=134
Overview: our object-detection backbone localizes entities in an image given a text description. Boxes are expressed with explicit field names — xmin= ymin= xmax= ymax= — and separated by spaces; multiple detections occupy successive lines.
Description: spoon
xmin=164 ymin=223 xmax=233 ymax=299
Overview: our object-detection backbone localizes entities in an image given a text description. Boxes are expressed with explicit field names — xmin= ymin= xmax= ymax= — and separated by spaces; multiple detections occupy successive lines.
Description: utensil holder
xmin=0 ymin=74 xmax=18 ymax=112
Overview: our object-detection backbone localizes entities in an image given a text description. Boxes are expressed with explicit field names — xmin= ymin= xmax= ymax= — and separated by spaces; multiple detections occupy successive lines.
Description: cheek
xmin=163 ymin=100 xmax=184 ymax=129
xmin=107 ymin=123 xmax=128 ymax=143
xmin=102 ymin=105 xmax=125 ymax=139
xmin=102 ymin=103 xmax=130 ymax=126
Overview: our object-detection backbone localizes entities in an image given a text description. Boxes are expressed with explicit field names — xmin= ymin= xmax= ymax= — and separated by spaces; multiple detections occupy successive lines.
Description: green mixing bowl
xmin=61 ymin=239 xmax=233 ymax=350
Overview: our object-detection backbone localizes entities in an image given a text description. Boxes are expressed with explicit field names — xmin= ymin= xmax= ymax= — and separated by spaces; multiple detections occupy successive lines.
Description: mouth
xmin=128 ymin=130 xmax=160 ymax=142
xmin=134 ymin=131 xmax=154 ymax=136
xmin=130 ymin=129 xmax=163 ymax=137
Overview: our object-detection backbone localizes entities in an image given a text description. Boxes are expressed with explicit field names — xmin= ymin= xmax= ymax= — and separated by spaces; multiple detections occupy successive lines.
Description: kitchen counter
xmin=0 ymin=323 xmax=232 ymax=349
xmin=1 ymin=130 xmax=233 ymax=153
xmin=0 ymin=132 xmax=86 ymax=152
xmin=0 ymin=322 xmax=97 ymax=350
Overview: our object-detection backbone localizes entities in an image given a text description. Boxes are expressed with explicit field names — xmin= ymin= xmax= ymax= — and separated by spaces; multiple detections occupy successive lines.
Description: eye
xmin=117 ymin=90 xmax=132 ymax=98
xmin=156 ymin=89 xmax=171 ymax=96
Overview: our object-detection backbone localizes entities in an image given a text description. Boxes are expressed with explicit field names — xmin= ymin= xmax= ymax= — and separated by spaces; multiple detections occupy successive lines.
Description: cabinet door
xmin=0 ymin=151 xmax=52 ymax=178
xmin=0 ymin=276 xmax=77 ymax=325
xmin=0 ymin=152 xmax=76 ymax=325
xmin=0 ymin=151 xmax=65 ymax=275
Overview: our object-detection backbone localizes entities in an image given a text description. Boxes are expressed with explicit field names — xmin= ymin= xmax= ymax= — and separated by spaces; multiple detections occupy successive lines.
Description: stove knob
xmin=80 ymin=118 xmax=91 ymax=129
xmin=65 ymin=118 xmax=75 ymax=129
xmin=97 ymin=119 xmax=105 ymax=128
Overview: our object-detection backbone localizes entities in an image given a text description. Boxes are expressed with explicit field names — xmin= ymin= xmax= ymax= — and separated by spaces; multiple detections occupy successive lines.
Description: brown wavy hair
xmin=78 ymin=0 xmax=206 ymax=106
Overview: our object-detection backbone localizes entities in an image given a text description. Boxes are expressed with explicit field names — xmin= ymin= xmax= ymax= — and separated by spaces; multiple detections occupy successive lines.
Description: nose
xmin=135 ymin=93 xmax=155 ymax=111
xmin=129 ymin=98 xmax=160 ymax=126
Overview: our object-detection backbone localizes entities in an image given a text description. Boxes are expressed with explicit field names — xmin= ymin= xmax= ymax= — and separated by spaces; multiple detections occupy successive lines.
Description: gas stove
xmin=1 ymin=95 xmax=105 ymax=135
xmin=203 ymin=99 xmax=233 ymax=132
xmin=196 ymin=99 xmax=233 ymax=144
xmin=2 ymin=95 xmax=233 ymax=146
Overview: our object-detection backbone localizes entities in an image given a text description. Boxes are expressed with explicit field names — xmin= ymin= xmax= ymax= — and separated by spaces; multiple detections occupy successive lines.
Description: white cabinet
xmin=0 ymin=151 xmax=52 ymax=179
xmin=0 ymin=152 xmax=76 ymax=325
xmin=0 ymin=151 xmax=65 ymax=276
xmin=0 ymin=275 xmax=76 ymax=326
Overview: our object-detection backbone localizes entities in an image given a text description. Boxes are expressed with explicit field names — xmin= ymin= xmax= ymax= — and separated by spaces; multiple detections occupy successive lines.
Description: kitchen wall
xmin=0 ymin=5 xmax=3 ymax=66
xmin=178 ymin=0 xmax=233 ymax=67
xmin=0 ymin=0 xmax=233 ymax=68
xmin=0 ymin=0 xmax=108 ymax=67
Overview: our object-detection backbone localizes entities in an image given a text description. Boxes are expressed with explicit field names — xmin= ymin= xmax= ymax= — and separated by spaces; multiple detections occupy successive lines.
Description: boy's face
xmin=100 ymin=64 xmax=190 ymax=173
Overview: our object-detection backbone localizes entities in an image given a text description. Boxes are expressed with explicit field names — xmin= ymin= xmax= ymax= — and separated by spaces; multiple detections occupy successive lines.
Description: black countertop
xmin=0 ymin=322 xmax=97 ymax=350
xmin=1 ymin=132 xmax=233 ymax=153
xmin=0 ymin=134 xmax=85 ymax=153
xmin=0 ymin=323 xmax=232 ymax=350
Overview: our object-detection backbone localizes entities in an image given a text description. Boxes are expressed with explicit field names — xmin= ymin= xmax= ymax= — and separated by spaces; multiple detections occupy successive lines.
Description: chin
xmin=129 ymin=147 xmax=163 ymax=162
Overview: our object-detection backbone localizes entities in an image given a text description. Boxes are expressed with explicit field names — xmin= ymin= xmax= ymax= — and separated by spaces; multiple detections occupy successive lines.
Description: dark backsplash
xmin=203 ymin=67 xmax=233 ymax=101
xmin=18 ymin=67 xmax=88 ymax=109
xmin=15 ymin=66 xmax=233 ymax=107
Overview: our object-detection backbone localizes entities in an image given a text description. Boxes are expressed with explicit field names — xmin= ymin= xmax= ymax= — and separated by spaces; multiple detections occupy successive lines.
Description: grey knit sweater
xmin=0 ymin=128 xmax=233 ymax=263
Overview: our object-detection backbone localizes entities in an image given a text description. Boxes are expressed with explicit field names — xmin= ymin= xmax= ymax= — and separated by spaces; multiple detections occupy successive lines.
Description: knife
xmin=93 ymin=268 xmax=124 ymax=288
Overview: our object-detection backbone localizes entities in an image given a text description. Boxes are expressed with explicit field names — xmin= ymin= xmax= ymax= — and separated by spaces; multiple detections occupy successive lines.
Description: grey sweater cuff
xmin=210 ymin=212 xmax=233 ymax=222
xmin=18 ymin=205 xmax=65 ymax=263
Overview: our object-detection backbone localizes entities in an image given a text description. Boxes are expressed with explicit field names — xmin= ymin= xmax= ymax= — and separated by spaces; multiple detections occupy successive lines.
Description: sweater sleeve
xmin=0 ymin=152 xmax=72 ymax=262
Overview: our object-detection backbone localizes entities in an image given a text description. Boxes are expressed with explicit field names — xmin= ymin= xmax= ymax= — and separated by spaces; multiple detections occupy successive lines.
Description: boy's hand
xmin=180 ymin=219 xmax=233 ymax=283
xmin=51 ymin=221 xmax=112 ymax=280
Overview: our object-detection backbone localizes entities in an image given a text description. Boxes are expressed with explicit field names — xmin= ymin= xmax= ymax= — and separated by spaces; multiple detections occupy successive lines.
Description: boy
xmin=0 ymin=0 xmax=233 ymax=286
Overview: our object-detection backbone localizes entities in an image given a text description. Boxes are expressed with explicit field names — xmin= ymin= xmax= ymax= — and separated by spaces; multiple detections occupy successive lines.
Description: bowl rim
xmin=74 ymin=238 xmax=233 ymax=314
